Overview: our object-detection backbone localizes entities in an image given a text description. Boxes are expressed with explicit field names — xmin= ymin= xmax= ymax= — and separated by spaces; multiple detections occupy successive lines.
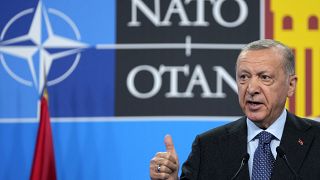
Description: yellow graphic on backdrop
xmin=271 ymin=0 xmax=320 ymax=118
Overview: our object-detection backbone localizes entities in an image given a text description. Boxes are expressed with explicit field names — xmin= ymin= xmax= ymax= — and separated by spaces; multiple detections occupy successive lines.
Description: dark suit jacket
xmin=180 ymin=112 xmax=320 ymax=180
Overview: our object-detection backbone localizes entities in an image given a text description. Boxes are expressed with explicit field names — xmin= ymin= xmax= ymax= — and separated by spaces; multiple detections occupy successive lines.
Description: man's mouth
xmin=246 ymin=100 xmax=263 ymax=110
xmin=247 ymin=100 xmax=263 ymax=105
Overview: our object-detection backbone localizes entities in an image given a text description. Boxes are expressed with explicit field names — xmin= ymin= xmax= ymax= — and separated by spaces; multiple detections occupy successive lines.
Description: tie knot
xmin=257 ymin=131 xmax=274 ymax=144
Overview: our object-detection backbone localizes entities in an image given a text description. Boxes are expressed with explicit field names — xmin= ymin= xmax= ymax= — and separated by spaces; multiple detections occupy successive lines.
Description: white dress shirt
xmin=247 ymin=109 xmax=287 ymax=179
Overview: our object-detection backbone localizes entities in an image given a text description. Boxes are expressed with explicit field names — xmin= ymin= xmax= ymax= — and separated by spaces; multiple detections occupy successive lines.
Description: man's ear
xmin=287 ymin=75 xmax=297 ymax=97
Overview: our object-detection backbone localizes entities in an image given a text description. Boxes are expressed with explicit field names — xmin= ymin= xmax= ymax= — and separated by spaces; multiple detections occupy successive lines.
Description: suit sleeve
xmin=180 ymin=135 xmax=201 ymax=180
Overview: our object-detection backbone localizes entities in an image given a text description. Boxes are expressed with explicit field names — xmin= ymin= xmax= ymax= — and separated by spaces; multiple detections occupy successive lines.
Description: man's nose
xmin=247 ymin=78 xmax=261 ymax=95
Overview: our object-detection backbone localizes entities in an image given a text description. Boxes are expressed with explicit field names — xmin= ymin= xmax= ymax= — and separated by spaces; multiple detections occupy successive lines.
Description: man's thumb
xmin=164 ymin=134 xmax=176 ymax=154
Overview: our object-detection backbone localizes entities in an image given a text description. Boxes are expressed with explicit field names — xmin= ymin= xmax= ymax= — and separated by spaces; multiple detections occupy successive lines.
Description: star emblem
xmin=0 ymin=1 xmax=88 ymax=94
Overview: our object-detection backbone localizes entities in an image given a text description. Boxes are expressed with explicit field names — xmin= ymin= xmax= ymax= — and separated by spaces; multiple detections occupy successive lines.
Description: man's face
xmin=236 ymin=48 xmax=297 ymax=128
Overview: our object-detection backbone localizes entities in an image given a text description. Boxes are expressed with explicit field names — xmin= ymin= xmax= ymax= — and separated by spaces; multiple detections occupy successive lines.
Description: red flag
xmin=30 ymin=96 xmax=57 ymax=180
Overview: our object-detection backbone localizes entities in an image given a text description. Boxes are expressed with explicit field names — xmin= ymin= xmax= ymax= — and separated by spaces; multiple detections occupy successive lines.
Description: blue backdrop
xmin=0 ymin=0 xmax=243 ymax=179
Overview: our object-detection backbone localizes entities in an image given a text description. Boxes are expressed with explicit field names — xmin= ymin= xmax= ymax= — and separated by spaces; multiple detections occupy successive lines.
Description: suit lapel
xmin=272 ymin=112 xmax=315 ymax=178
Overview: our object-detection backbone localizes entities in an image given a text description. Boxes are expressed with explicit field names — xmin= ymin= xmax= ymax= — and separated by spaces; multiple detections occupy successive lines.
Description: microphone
xmin=231 ymin=153 xmax=250 ymax=180
xmin=276 ymin=146 xmax=300 ymax=180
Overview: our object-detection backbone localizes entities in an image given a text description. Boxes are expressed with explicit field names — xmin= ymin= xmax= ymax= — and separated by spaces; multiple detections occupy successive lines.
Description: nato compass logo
xmin=0 ymin=1 xmax=88 ymax=94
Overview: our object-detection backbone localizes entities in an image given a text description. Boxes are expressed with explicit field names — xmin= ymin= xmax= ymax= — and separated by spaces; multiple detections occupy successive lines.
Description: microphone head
xmin=243 ymin=153 xmax=250 ymax=162
xmin=276 ymin=146 xmax=286 ymax=158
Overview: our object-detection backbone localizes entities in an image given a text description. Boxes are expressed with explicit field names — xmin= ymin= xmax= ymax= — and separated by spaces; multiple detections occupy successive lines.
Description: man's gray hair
xmin=239 ymin=39 xmax=295 ymax=75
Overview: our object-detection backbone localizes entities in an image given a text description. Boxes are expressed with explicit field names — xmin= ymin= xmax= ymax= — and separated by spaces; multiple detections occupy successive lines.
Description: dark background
xmin=116 ymin=0 xmax=261 ymax=116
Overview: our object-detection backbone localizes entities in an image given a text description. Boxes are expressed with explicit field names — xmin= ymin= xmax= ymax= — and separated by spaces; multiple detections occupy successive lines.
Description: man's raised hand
xmin=150 ymin=135 xmax=179 ymax=180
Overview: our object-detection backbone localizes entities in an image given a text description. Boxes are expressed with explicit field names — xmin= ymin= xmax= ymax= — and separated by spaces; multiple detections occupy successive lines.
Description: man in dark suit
xmin=149 ymin=39 xmax=320 ymax=180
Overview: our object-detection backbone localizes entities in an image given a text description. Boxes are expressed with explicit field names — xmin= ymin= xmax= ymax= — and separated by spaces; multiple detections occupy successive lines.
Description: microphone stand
xmin=231 ymin=153 xmax=250 ymax=180
xmin=276 ymin=146 xmax=301 ymax=180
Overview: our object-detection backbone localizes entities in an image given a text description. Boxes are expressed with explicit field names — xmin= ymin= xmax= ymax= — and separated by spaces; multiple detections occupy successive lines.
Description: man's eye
xmin=239 ymin=74 xmax=249 ymax=81
xmin=260 ymin=75 xmax=274 ymax=85
xmin=240 ymin=74 xmax=248 ymax=80
xmin=260 ymin=75 xmax=271 ymax=81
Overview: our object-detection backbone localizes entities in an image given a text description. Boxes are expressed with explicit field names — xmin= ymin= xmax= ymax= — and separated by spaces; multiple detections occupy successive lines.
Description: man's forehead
xmin=237 ymin=48 xmax=283 ymax=64
xmin=236 ymin=52 xmax=284 ymax=72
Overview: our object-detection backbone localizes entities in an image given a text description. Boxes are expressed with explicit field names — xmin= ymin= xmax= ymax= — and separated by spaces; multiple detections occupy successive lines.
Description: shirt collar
xmin=247 ymin=109 xmax=287 ymax=142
